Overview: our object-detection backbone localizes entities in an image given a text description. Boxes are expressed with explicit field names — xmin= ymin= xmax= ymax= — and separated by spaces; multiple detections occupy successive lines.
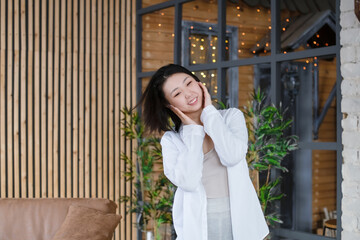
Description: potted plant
xmin=243 ymin=89 xmax=298 ymax=226
xmin=120 ymin=108 xmax=175 ymax=240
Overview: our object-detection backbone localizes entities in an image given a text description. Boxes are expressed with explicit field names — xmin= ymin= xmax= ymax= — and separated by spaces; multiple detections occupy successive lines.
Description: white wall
xmin=340 ymin=0 xmax=360 ymax=239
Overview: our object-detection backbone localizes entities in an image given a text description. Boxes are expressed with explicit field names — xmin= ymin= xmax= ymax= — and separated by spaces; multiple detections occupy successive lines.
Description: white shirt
xmin=160 ymin=105 xmax=269 ymax=240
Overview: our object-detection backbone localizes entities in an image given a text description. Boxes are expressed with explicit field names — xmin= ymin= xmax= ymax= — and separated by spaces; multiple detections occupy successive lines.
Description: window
xmin=136 ymin=1 xmax=341 ymax=239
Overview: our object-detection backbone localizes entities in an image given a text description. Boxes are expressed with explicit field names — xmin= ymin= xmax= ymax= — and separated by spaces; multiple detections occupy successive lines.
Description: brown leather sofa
xmin=0 ymin=198 xmax=121 ymax=240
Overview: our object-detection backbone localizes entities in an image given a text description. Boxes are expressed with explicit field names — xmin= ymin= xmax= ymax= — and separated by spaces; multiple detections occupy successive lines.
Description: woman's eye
xmin=174 ymin=92 xmax=180 ymax=97
xmin=187 ymin=81 xmax=192 ymax=86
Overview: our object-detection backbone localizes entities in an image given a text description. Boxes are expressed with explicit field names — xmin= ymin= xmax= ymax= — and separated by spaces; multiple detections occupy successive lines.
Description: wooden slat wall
xmin=0 ymin=1 xmax=136 ymax=239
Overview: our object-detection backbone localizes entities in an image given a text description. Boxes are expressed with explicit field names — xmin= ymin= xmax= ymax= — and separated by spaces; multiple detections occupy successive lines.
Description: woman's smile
xmin=188 ymin=97 xmax=198 ymax=105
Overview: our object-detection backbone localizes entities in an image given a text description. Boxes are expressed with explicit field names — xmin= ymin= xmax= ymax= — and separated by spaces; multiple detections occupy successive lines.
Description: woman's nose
xmin=184 ymin=90 xmax=192 ymax=98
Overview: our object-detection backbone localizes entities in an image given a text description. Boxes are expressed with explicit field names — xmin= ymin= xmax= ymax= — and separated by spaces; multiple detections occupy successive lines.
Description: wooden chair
xmin=322 ymin=219 xmax=336 ymax=237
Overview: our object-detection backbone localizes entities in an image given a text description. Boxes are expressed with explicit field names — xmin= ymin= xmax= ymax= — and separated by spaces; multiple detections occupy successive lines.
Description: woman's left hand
xmin=198 ymin=82 xmax=212 ymax=108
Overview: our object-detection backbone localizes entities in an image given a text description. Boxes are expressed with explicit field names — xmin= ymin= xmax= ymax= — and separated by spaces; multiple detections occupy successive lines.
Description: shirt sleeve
xmin=200 ymin=105 xmax=248 ymax=167
xmin=160 ymin=125 xmax=205 ymax=192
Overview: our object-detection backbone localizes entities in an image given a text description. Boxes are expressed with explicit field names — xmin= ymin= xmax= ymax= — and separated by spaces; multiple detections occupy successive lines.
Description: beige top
xmin=201 ymin=148 xmax=230 ymax=198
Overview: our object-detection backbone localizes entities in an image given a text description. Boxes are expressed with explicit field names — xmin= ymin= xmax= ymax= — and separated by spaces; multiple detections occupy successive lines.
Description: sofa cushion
xmin=0 ymin=198 xmax=118 ymax=240
xmin=52 ymin=205 xmax=121 ymax=240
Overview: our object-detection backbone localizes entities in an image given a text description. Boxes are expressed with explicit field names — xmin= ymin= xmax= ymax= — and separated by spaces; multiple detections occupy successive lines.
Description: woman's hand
xmin=168 ymin=105 xmax=197 ymax=125
xmin=198 ymin=82 xmax=212 ymax=108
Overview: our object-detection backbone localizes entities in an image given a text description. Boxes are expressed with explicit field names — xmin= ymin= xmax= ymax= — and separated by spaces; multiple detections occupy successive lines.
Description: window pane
xmin=279 ymin=2 xmax=336 ymax=53
xmin=226 ymin=65 xmax=268 ymax=108
xmin=312 ymin=150 xmax=337 ymax=236
xmin=280 ymin=57 xmax=337 ymax=142
xmin=142 ymin=0 xmax=169 ymax=8
xmin=281 ymin=149 xmax=337 ymax=238
xmin=142 ymin=7 xmax=174 ymax=72
xmin=183 ymin=0 xmax=219 ymax=64
xmin=192 ymin=70 xmax=219 ymax=102
xmin=226 ymin=1 xmax=271 ymax=59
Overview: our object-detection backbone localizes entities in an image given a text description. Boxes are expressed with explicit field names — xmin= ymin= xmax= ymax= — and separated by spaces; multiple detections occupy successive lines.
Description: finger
xmin=198 ymin=82 xmax=212 ymax=106
xmin=169 ymin=105 xmax=196 ymax=125
xmin=169 ymin=105 xmax=186 ymax=120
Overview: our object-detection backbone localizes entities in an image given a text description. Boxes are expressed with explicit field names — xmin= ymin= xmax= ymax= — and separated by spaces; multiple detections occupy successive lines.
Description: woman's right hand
xmin=168 ymin=105 xmax=197 ymax=125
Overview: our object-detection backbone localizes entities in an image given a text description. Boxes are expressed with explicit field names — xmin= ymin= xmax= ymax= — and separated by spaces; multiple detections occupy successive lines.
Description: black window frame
xmin=136 ymin=1 xmax=342 ymax=239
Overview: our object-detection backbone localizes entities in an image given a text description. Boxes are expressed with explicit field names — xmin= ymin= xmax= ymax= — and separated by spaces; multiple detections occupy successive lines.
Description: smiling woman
xmin=136 ymin=64 xmax=269 ymax=240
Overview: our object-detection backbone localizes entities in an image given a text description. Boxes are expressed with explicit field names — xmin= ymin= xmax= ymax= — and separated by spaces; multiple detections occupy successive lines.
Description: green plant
xmin=243 ymin=89 xmax=298 ymax=226
xmin=120 ymin=107 xmax=174 ymax=240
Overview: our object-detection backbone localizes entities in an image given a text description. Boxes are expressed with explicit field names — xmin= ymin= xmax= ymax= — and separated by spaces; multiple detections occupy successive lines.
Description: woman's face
xmin=162 ymin=72 xmax=203 ymax=114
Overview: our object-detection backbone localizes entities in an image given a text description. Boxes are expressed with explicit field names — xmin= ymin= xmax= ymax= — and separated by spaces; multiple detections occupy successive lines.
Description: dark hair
xmin=136 ymin=64 xmax=201 ymax=133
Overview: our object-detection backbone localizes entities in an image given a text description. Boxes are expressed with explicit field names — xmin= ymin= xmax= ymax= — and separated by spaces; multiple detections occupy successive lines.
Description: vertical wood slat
xmin=0 ymin=0 xmax=136 ymax=238
xmin=59 ymin=0 xmax=66 ymax=198
xmin=53 ymin=0 xmax=60 ymax=198
xmin=0 ymin=0 xmax=7 ymax=199
xmin=84 ymin=0 xmax=91 ymax=198
xmin=78 ymin=0 xmax=85 ymax=198
xmin=108 ymin=0 xmax=115 ymax=204
xmin=47 ymin=0 xmax=54 ymax=198
xmin=126 ymin=1 xmax=134 ymax=238
xmin=13 ymin=0 xmax=20 ymax=199
xmin=20 ymin=0 xmax=27 ymax=198
xmin=66 ymin=0 xmax=73 ymax=198
xmin=34 ymin=0 xmax=40 ymax=198
xmin=131 ymin=0 xmax=137 ymax=238
xmin=91 ymin=0 xmax=97 ymax=198
xmin=7 ymin=0 xmax=14 ymax=199
xmin=120 ymin=0 xmax=126 ymax=237
xmin=97 ymin=0 xmax=103 ymax=199
xmin=27 ymin=0 xmax=34 ymax=198
xmin=41 ymin=0 xmax=47 ymax=198
xmin=103 ymin=0 xmax=109 ymax=200
xmin=72 ymin=0 xmax=79 ymax=198
xmin=114 ymin=0 xmax=120 ymax=239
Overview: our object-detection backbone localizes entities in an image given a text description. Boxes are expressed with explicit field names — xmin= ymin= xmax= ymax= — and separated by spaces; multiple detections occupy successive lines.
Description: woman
xmin=139 ymin=64 xmax=269 ymax=240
